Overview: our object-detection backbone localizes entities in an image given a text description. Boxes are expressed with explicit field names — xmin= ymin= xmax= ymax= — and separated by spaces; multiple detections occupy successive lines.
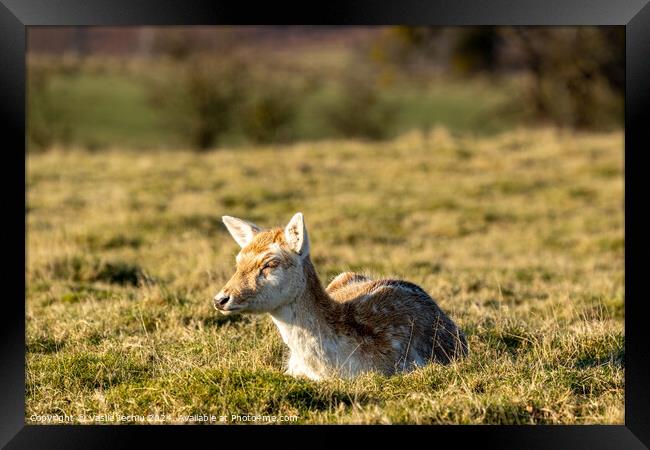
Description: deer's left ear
xmin=284 ymin=212 xmax=310 ymax=258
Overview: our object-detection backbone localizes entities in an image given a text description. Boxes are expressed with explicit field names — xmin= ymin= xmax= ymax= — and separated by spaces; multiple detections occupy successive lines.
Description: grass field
xmin=26 ymin=127 xmax=624 ymax=424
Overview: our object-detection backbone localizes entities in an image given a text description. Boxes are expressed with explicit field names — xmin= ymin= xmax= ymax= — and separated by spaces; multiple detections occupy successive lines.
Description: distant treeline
xmin=372 ymin=27 xmax=623 ymax=130
xmin=27 ymin=27 xmax=623 ymax=152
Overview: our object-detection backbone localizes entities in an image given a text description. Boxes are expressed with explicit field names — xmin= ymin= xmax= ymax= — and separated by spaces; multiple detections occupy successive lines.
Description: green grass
xmin=26 ymin=127 xmax=624 ymax=424
xmin=385 ymin=79 xmax=518 ymax=136
xmin=44 ymin=72 xmax=181 ymax=150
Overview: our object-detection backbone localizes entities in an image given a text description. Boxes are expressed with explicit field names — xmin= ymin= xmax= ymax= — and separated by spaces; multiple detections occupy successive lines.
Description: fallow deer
xmin=214 ymin=212 xmax=468 ymax=380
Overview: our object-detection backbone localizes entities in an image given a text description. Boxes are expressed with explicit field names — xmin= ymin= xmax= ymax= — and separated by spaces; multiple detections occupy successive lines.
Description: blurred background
xmin=27 ymin=26 xmax=624 ymax=152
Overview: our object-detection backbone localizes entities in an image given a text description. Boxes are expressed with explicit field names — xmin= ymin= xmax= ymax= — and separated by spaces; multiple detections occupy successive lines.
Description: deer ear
xmin=284 ymin=212 xmax=310 ymax=258
xmin=222 ymin=216 xmax=261 ymax=248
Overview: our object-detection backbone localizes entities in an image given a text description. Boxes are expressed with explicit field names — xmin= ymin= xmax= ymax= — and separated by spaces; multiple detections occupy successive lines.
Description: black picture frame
xmin=3 ymin=1 xmax=648 ymax=448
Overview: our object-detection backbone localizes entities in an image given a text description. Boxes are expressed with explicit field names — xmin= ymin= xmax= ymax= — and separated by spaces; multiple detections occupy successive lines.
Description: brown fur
xmin=305 ymin=258 xmax=468 ymax=370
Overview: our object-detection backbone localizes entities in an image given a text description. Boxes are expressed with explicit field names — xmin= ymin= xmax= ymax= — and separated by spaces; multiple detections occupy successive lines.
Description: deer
xmin=213 ymin=212 xmax=468 ymax=380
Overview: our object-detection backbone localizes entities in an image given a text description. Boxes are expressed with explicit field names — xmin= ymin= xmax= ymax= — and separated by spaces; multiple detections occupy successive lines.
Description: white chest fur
xmin=270 ymin=304 xmax=361 ymax=380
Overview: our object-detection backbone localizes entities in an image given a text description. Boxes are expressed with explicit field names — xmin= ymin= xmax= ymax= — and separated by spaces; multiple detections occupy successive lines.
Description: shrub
xmin=240 ymin=84 xmax=298 ymax=144
xmin=152 ymin=56 xmax=247 ymax=150
xmin=184 ymin=58 xmax=246 ymax=150
xmin=324 ymin=75 xmax=398 ymax=140
xmin=151 ymin=54 xmax=307 ymax=149
xmin=27 ymin=63 xmax=75 ymax=151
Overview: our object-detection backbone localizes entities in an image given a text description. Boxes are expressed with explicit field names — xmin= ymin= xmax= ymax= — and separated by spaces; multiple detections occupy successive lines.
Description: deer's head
xmin=214 ymin=213 xmax=310 ymax=315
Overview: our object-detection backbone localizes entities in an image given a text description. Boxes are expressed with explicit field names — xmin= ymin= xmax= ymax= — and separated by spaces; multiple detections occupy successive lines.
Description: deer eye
xmin=260 ymin=260 xmax=280 ymax=277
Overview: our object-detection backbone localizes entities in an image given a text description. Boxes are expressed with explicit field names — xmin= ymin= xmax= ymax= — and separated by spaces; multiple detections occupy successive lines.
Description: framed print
xmin=2 ymin=0 xmax=649 ymax=448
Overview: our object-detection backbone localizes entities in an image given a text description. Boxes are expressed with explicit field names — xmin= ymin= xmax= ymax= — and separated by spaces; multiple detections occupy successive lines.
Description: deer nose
xmin=214 ymin=294 xmax=230 ymax=309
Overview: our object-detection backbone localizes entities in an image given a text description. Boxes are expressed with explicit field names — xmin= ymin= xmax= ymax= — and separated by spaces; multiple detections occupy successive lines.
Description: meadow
xmin=26 ymin=127 xmax=624 ymax=424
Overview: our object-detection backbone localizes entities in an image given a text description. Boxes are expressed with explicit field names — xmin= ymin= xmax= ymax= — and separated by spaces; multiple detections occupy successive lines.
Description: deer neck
xmin=269 ymin=258 xmax=341 ymax=356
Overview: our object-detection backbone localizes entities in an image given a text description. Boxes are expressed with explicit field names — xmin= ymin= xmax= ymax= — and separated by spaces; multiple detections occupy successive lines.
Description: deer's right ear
xmin=222 ymin=216 xmax=261 ymax=248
